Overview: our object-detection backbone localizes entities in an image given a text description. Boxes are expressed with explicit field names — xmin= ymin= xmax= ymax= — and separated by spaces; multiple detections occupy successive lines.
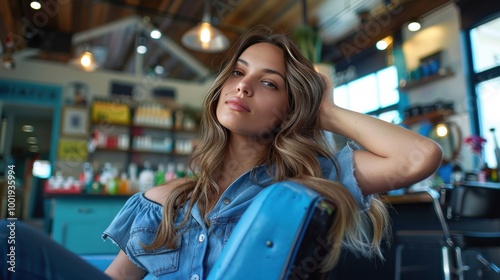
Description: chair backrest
xmin=206 ymin=181 xmax=336 ymax=280
xmin=450 ymin=182 xmax=500 ymax=219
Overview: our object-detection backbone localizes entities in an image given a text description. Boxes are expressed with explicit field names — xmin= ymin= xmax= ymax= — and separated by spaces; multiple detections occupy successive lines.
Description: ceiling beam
xmin=71 ymin=14 xmax=209 ymax=79
xmin=325 ymin=0 xmax=453 ymax=63
xmin=0 ymin=0 xmax=15 ymax=44
xmin=72 ymin=16 xmax=141 ymax=44
xmin=137 ymin=21 xmax=210 ymax=79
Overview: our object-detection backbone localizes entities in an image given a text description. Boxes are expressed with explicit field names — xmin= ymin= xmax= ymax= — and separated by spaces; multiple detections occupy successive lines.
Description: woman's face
xmin=216 ymin=42 xmax=289 ymax=139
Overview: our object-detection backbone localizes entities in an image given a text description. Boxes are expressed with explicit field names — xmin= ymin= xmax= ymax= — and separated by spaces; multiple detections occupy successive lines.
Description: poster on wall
xmin=57 ymin=139 xmax=88 ymax=161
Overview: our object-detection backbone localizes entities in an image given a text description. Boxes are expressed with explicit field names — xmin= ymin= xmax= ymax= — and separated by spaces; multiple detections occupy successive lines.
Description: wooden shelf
xmin=95 ymin=147 xmax=129 ymax=152
xmin=403 ymin=109 xmax=454 ymax=126
xmin=130 ymin=149 xmax=173 ymax=155
xmin=398 ymin=70 xmax=454 ymax=91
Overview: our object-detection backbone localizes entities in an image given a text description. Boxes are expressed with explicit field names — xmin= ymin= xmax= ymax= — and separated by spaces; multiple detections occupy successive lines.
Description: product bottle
xmin=82 ymin=162 xmax=94 ymax=189
xmin=119 ymin=172 xmax=129 ymax=194
xmin=100 ymin=162 xmax=113 ymax=192
xmin=107 ymin=167 xmax=119 ymax=195
xmin=450 ymin=163 xmax=464 ymax=185
xmin=175 ymin=163 xmax=186 ymax=179
xmin=491 ymin=127 xmax=500 ymax=177
xmin=128 ymin=162 xmax=138 ymax=193
xmin=155 ymin=163 xmax=166 ymax=186
xmin=165 ymin=163 xmax=176 ymax=182
xmin=138 ymin=161 xmax=155 ymax=192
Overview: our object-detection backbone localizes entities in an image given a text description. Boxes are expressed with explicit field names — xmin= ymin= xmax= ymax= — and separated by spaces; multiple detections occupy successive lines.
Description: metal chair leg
xmin=476 ymin=253 xmax=500 ymax=273
xmin=442 ymin=245 xmax=453 ymax=280
xmin=394 ymin=244 xmax=405 ymax=280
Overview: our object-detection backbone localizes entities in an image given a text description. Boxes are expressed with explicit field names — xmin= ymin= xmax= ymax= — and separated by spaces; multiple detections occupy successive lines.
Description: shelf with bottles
xmin=86 ymin=98 xmax=200 ymax=193
xmin=398 ymin=51 xmax=454 ymax=92
xmin=398 ymin=69 xmax=454 ymax=91
xmin=403 ymin=109 xmax=454 ymax=126
xmin=89 ymin=124 xmax=130 ymax=152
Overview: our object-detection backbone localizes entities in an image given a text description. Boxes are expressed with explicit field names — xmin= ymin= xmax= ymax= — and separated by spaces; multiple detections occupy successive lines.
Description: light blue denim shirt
xmin=102 ymin=142 xmax=371 ymax=279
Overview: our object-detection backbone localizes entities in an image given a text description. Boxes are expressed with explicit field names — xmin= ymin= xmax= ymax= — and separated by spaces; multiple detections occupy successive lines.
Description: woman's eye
xmin=262 ymin=81 xmax=277 ymax=89
xmin=232 ymin=70 xmax=243 ymax=76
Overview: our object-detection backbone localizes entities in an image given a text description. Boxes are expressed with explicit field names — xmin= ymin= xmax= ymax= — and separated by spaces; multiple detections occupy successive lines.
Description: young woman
xmin=102 ymin=25 xmax=442 ymax=279
xmin=0 ymin=25 xmax=442 ymax=280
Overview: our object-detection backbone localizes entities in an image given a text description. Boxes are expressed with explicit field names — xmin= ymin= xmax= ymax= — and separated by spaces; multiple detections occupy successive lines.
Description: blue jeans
xmin=0 ymin=219 xmax=111 ymax=280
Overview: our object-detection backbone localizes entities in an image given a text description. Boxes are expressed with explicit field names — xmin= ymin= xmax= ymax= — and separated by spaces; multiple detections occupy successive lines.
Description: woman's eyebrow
xmin=237 ymin=58 xmax=285 ymax=81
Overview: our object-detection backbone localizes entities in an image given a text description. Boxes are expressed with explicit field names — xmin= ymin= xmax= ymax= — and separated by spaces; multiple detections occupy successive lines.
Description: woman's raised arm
xmin=319 ymin=74 xmax=443 ymax=194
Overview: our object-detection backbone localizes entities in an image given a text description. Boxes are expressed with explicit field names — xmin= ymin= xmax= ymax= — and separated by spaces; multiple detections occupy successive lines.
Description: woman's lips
xmin=226 ymin=98 xmax=250 ymax=112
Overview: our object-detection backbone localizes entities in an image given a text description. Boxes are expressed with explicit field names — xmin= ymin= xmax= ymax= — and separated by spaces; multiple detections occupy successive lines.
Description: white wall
xmin=402 ymin=3 xmax=474 ymax=170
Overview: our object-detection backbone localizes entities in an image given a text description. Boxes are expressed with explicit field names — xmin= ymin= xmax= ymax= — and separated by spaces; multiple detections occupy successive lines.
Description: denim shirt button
xmin=223 ymin=198 xmax=231 ymax=205
xmin=190 ymin=274 xmax=200 ymax=280
xmin=198 ymin=234 xmax=205 ymax=243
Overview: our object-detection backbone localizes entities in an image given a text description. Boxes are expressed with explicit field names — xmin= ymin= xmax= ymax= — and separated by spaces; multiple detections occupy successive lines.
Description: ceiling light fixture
xmin=436 ymin=123 xmax=449 ymax=138
xmin=80 ymin=51 xmax=97 ymax=71
xmin=376 ymin=36 xmax=393 ymax=51
xmin=30 ymin=1 xmax=41 ymax=10
xmin=150 ymin=29 xmax=162 ymax=39
xmin=27 ymin=137 xmax=37 ymax=144
xmin=408 ymin=20 xmax=421 ymax=32
xmin=136 ymin=34 xmax=148 ymax=54
xmin=181 ymin=0 xmax=229 ymax=53
xmin=22 ymin=125 xmax=34 ymax=132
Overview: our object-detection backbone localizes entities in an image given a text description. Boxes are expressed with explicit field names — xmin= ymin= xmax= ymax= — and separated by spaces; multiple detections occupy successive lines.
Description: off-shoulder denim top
xmin=102 ymin=142 xmax=371 ymax=279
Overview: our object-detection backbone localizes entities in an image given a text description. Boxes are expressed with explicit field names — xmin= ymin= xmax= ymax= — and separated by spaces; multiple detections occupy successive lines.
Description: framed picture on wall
xmin=61 ymin=106 xmax=89 ymax=137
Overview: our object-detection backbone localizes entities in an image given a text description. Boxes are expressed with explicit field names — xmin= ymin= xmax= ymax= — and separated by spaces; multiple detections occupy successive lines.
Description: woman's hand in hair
xmin=316 ymin=73 xmax=442 ymax=194
xmin=318 ymin=73 xmax=338 ymax=131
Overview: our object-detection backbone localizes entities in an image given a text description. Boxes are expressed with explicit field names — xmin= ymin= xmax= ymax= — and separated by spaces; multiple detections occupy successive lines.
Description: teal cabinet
xmin=50 ymin=195 xmax=129 ymax=254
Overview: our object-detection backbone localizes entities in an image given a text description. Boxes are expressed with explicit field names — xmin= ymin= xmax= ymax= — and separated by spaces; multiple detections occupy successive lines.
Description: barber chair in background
xmin=207 ymin=181 xmax=336 ymax=280
xmin=395 ymin=182 xmax=500 ymax=280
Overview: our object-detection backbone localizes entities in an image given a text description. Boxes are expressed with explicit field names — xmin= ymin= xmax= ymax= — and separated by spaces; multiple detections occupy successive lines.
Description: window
xmin=467 ymin=15 xmax=500 ymax=168
xmin=470 ymin=17 xmax=500 ymax=73
xmin=334 ymin=66 xmax=400 ymax=123
xmin=476 ymin=76 xmax=500 ymax=168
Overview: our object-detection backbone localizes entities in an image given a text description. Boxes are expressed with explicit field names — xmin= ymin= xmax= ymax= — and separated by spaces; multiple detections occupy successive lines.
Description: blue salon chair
xmin=207 ymin=181 xmax=336 ymax=280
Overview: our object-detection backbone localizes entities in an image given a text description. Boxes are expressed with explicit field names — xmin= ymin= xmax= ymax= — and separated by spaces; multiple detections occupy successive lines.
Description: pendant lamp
xmin=181 ymin=0 xmax=229 ymax=52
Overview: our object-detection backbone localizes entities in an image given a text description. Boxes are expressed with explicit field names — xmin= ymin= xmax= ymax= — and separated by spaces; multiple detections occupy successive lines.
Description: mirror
xmin=428 ymin=121 xmax=462 ymax=164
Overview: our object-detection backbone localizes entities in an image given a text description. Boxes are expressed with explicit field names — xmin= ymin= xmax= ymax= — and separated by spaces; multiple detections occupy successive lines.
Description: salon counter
xmin=380 ymin=191 xmax=433 ymax=204
xmin=47 ymin=194 xmax=129 ymax=255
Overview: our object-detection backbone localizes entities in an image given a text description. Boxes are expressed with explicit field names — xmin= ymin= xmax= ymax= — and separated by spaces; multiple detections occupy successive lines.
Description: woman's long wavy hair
xmin=145 ymin=25 xmax=390 ymax=272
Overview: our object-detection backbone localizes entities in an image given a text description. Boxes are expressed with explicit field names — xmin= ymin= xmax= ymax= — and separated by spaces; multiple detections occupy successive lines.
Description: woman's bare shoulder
xmin=144 ymin=178 xmax=189 ymax=204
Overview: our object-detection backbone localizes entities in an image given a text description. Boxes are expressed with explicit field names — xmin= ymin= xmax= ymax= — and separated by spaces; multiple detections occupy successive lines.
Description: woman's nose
xmin=236 ymin=79 xmax=253 ymax=97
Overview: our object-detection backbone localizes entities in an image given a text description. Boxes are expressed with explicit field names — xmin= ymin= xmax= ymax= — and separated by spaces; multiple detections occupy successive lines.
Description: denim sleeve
xmin=330 ymin=141 xmax=373 ymax=211
xmin=102 ymin=193 xmax=162 ymax=254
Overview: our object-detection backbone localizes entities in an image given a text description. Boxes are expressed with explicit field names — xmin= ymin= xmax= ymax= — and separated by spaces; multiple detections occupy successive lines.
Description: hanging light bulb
xmin=136 ymin=34 xmax=148 ymax=54
xmin=436 ymin=123 xmax=449 ymax=138
xmin=150 ymin=29 xmax=162 ymax=39
xmin=80 ymin=51 xmax=93 ymax=67
xmin=30 ymin=1 xmax=41 ymax=10
xmin=376 ymin=36 xmax=393 ymax=51
xmin=78 ymin=49 xmax=97 ymax=72
xmin=408 ymin=20 xmax=421 ymax=32
xmin=181 ymin=0 xmax=229 ymax=52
